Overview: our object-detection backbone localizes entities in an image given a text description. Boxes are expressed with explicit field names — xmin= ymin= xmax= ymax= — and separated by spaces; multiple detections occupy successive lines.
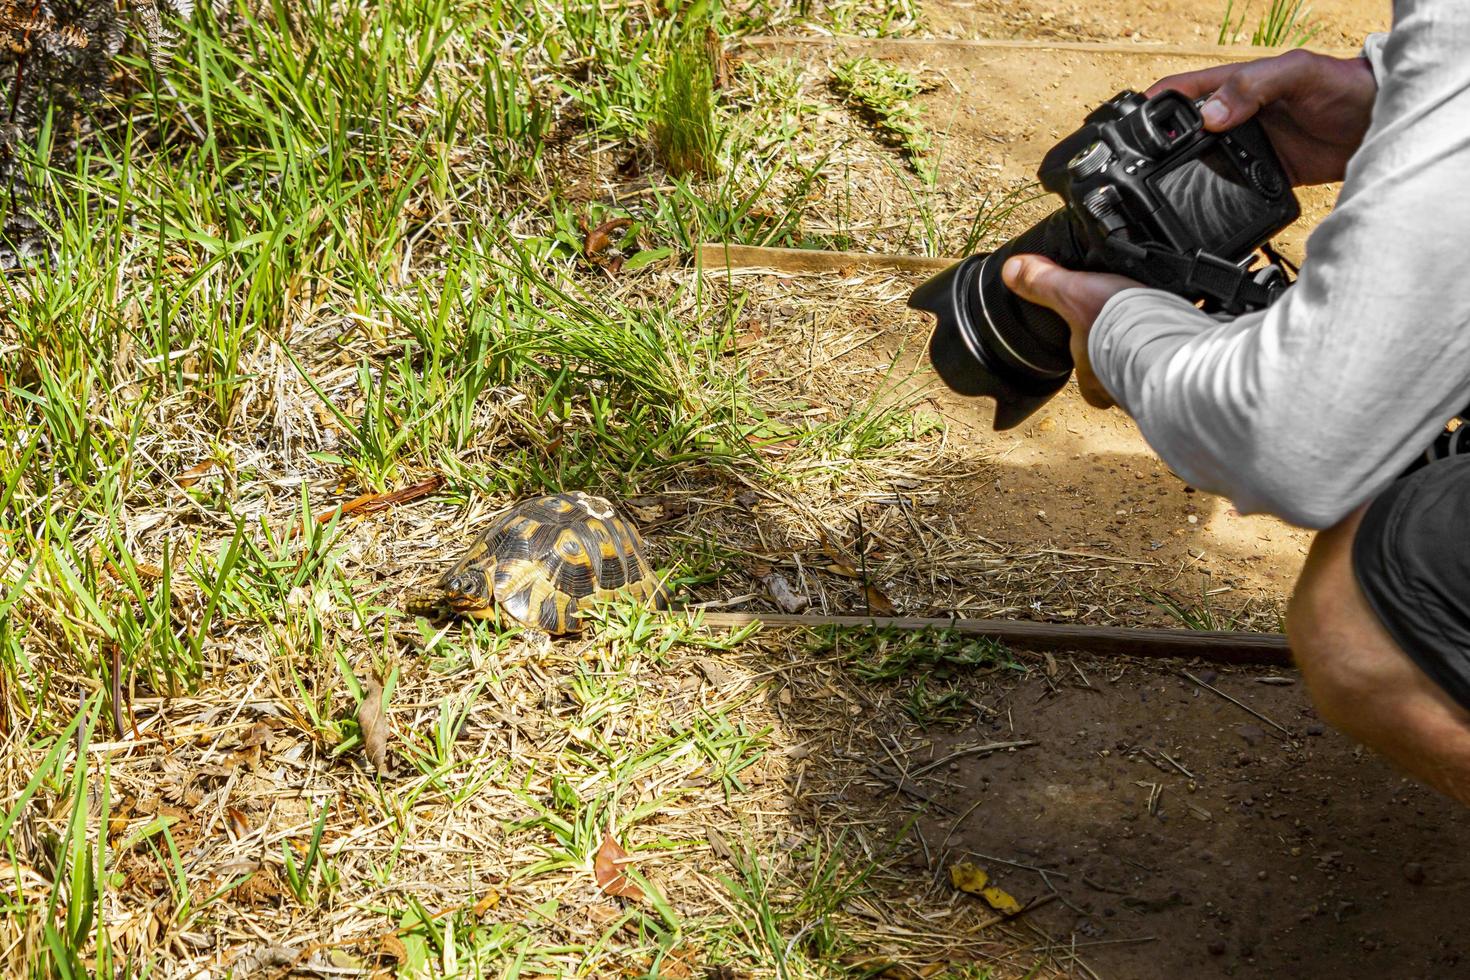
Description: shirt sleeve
xmin=1087 ymin=0 xmax=1470 ymax=529
xmin=1361 ymin=32 xmax=1389 ymax=78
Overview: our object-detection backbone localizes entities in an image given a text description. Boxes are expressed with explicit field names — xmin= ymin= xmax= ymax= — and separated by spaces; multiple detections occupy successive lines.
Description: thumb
xmin=1001 ymin=254 xmax=1073 ymax=309
xmin=1197 ymin=53 xmax=1305 ymax=130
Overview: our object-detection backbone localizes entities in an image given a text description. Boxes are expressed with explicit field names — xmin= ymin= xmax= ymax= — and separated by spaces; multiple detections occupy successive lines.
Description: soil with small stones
xmin=844 ymin=666 xmax=1470 ymax=979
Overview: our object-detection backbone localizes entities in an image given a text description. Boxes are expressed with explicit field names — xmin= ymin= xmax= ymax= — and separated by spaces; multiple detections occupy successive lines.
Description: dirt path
xmin=790 ymin=655 xmax=1470 ymax=980
xmin=917 ymin=0 xmax=1390 ymax=47
xmin=924 ymin=668 xmax=1469 ymax=978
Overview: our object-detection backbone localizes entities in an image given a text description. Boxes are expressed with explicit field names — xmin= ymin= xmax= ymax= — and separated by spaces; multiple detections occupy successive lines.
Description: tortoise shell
xmin=438 ymin=492 xmax=667 ymax=634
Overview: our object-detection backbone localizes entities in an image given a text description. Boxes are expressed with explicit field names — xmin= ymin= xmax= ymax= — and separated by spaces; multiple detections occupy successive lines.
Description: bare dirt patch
xmin=773 ymin=635 xmax=1470 ymax=980
xmin=917 ymin=0 xmax=1390 ymax=48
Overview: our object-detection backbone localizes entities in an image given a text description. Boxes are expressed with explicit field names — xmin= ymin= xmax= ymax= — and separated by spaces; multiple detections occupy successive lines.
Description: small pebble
xmin=1404 ymin=862 xmax=1426 ymax=885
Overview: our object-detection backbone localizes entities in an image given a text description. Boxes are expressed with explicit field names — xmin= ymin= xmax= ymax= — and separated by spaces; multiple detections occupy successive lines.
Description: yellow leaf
xmin=950 ymin=863 xmax=1024 ymax=914
xmin=981 ymin=885 xmax=1023 ymax=915
xmin=948 ymin=862 xmax=989 ymax=895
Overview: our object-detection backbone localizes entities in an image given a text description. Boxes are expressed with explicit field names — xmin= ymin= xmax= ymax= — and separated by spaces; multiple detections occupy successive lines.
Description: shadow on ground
xmin=764 ymin=635 xmax=1470 ymax=979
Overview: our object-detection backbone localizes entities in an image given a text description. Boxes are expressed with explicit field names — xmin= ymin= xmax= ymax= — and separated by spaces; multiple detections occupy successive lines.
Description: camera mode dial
xmin=1068 ymin=141 xmax=1113 ymax=180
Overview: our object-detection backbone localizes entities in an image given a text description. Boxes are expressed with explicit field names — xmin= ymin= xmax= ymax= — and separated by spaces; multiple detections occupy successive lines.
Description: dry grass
xmin=0 ymin=0 xmax=1283 ymax=976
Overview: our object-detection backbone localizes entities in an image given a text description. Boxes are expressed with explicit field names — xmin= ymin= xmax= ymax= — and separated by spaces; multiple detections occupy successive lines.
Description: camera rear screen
xmin=1151 ymin=143 xmax=1271 ymax=255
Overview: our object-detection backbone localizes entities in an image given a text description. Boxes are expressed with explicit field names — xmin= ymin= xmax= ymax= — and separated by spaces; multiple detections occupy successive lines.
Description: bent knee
xmin=1287 ymin=506 xmax=1391 ymax=722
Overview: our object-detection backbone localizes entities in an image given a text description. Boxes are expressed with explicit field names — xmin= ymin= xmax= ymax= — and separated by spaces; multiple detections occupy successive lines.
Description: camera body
xmin=910 ymin=88 xmax=1300 ymax=430
xmin=1040 ymin=89 xmax=1299 ymax=276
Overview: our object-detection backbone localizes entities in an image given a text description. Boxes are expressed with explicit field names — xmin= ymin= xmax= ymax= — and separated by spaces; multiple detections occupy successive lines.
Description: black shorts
xmin=1353 ymin=454 xmax=1470 ymax=711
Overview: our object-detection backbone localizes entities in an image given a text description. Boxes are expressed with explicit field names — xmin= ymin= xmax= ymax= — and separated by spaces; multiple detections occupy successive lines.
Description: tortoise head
xmin=437 ymin=560 xmax=496 ymax=615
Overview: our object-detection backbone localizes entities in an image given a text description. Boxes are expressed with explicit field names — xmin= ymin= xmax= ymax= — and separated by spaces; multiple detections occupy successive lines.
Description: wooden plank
xmin=694 ymin=243 xmax=956 ymax=275
xmin=693 ymin=611 xmax=1294 ymax=667
xmin=739 ymin=35 xmax=1361 ymax=60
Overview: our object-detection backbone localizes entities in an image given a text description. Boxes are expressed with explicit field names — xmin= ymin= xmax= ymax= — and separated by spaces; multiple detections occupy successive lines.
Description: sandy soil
xmin=918 ymin=0 xmax=1391 ymax=47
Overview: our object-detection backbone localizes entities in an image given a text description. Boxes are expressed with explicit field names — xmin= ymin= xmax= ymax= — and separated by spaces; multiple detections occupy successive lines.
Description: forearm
xmin=1089 ymin=0 xmax=1470 ymax=528
xmin=1088 ymin=290 xmax=1454 ymax=529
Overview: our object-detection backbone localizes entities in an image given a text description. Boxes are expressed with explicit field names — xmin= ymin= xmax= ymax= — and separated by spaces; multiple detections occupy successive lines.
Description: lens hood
xmin=908 ymin=253 xmax=1069 ymax=431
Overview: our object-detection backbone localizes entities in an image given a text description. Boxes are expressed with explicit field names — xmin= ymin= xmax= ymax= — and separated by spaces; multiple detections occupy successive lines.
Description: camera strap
xmin=1102 ymin=237 xmax=1288 ymax=314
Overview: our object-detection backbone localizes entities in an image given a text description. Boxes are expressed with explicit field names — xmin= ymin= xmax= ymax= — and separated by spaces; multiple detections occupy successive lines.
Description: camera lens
xmin=908 ymin=208 xmax=1086 ymax=430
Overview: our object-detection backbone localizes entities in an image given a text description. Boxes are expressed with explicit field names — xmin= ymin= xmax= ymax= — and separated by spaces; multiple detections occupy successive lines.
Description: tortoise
xmin=436 ymin=492 xmax=668 ymax=634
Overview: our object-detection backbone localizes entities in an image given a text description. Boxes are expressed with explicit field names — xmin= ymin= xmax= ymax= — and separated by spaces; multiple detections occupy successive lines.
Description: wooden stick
xmin=692 ymin=611 xmax=1292 ymax=666
xmin=739 ymin=35 xmax=1360 ymax=59
xmin=694 ymin=242 xmax=955 ymax=275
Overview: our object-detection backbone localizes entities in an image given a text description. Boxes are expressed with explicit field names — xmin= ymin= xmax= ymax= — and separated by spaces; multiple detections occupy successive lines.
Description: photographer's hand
xmin=1148 ymin=49 xmax=1376 ymax=186
xmin=1001 ymin=255 xmax=1139 ymax=410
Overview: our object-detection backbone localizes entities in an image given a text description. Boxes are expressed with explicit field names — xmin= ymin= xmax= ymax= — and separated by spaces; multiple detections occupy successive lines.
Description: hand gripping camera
xmin=909 ymin=89 xmax=1300 ymax=429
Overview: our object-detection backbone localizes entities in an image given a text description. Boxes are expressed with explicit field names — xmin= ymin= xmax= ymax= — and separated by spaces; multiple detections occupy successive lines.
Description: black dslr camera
xmin=909 ymin=89 xmax=1300 ymax=429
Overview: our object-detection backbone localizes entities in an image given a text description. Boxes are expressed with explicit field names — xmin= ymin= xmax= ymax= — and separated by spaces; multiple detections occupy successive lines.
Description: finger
xmin=1144 ymin=62 xmax=1246 ymax=101
xmin=1197 ymin=50 xmax=1316 ymax=130
xmin=1001 ymin=254 xmax=1074 ymax=311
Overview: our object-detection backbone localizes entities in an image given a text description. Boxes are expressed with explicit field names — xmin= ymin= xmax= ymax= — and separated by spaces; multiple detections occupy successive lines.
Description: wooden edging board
xmin=695 ymin=611 xmax=1294 ymax=667
xmin=739 ymin=35 xmax=1362 ymax=60
xmin=694 ymin=242 xmax=956 ymax=275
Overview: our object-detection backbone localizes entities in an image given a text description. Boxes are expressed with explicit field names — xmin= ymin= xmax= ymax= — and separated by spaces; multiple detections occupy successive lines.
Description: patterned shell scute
xmin=472 ymin=492 xmax=664 ymax=634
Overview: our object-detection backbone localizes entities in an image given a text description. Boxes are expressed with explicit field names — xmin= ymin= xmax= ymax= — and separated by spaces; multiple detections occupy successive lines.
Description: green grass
xmin=811 ymin=626 xmax=1026 ymax=727
xmin=654 ymin=31 xmax=723 ymax=179
xmin=0 ymin=0 xmax=1020 ymax=974
xmin=1218 ymin=0 xmax=1319 ymax=46
xmin=831 ymin=56 xmax=935 ymax=182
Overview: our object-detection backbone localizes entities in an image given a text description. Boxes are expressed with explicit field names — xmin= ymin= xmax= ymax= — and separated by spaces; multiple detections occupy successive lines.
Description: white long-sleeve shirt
xmin=1088 ymin=3 xmax=1470 ymax=529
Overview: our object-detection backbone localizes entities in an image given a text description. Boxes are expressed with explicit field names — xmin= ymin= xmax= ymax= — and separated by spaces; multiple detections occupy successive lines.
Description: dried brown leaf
xmin=378 ymin=932 xmax=408 ymax=964
xmin=820 ymin=531 xmax=861 ymax=578
xmin=706 ymin=25 xmax=730 ymax=90
xmin=728 ymin=319 xmax=764 ymax=353
xmin=706 ymin=968 xmax=749 ymax=980
xmin=695 ymin=658 xmax=739 ymax=689
xmin=593 ymin=831 xmax=645 ymax=901
xmin=238 ymin=721 xmax=273 ymax=749
xmin=224 ymin=807 xmax=251 ymax=839
xmin=175 ymin=460 xmax=219 ymax=488
xmin=657 ymin=945 xmax=699 ymax=979
xmin=706 ymin=825 xmax=736 ymax=866
xmin=357 ymin=676 xmax=388 ymax=776
xmin=754 ymin=565 xmax=809 ymax=614
xmin=584 ymin=217 xmax=632 ymax=258
xmin=862 ymin=584 xmax=898 ymax=616
xmin=472 ymin=887 xmax=501 ymax=917
xmin=292 ymin=475 xmax=444 ymax=538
